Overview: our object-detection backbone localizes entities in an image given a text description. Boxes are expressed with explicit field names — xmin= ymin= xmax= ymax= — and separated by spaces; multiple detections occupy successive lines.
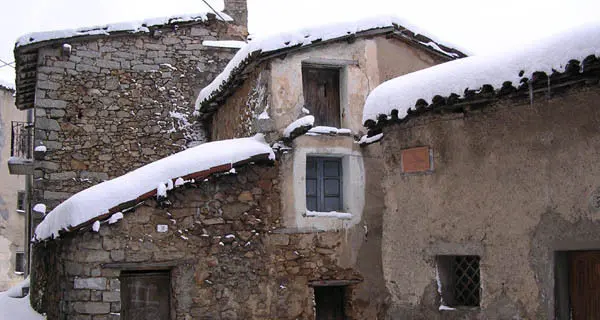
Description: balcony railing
xmin=11 ymin=121 xmax=33 ymax=160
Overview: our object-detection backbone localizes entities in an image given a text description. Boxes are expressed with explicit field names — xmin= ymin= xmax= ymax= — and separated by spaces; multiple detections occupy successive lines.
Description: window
xmin=15 ymin=251 xmax=25 ymax=274
xmin=314 ymin=286 xmax=346 ymax=320
xmin=302 ymin=65 xmax=341 ymax=127
xmin=16 ymin=191 xmax=25 ymax=214
xmin=306 ymin=157 xmax=342 ymax=212
xmin=120 ymin=271 xmax=171 ymax=320
xmin=437 ymin=255 xmax=481 ymax=308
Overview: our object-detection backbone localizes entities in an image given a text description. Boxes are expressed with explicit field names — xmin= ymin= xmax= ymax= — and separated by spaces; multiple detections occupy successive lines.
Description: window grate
xmin=451 ymin=255 xmax=480 ymax=307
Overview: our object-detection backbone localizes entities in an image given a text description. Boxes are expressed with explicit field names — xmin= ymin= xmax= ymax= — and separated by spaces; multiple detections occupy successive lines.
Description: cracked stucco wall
xmin=0 ymin=87 xmax=26 ymax=290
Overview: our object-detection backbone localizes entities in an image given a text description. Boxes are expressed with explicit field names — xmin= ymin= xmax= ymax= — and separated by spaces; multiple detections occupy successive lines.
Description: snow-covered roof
xmin=16 ymin=11 xmax=232 ymax=48
xmin=362 ymin=22 xmax=600 ymax=126
xmin=0 ymin=79 xmax=15 ymax=91
xmin=34 ymin=135 xmax=274 ymax=241
xmin=194 ymin=15 xmax=467 ymax=116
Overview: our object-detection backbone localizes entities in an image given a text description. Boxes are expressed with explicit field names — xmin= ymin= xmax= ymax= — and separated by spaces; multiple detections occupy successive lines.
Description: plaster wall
xmin=0 ymin=88 xmax=26 ymax=290
xmin=380 ymin=85 xmax=600 ymax=319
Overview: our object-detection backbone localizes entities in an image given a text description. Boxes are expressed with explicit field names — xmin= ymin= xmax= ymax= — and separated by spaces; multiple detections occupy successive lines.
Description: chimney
xmin=223 ymin=0 xmax=248 ymax=28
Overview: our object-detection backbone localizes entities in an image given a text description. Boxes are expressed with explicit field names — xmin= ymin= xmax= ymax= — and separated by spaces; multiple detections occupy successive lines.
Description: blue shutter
xmin=306 ymin=157 xmax=342 ymax=212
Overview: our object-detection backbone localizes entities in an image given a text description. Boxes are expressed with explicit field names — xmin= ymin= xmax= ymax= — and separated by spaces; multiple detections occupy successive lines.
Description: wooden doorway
xmin=302 ymin=65 xmax=341 ymax=128
xmin=569 ymin=251 xmax=600 ymax=319
xmin=120 ymin=271 xmax=171 ymax=320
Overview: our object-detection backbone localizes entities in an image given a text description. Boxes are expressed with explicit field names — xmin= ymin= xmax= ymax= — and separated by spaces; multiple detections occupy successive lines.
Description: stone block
xmin=102 ymin=291 xmax=120 ymax=302
xmin=44 ymin=191 xmax=72 ymax=200
xmin=269 ymin=234 xmax=290 ymax=246
xmin=74 ymin=277 xmax=108 ymax=290
xmin=80 ymin=250 xmax=111 ymax=263
xmin=36 ymin=98 xmax=67 ymax=109
xmin=36 ymin=118 xmax=61 ymax=131
xmin=49 ymin=171 xmax=77 ymax=181
xmin=73 ymin=302 xmax=110 ymax=314
xmin=221 ymin=202 xmax=251 ymax=220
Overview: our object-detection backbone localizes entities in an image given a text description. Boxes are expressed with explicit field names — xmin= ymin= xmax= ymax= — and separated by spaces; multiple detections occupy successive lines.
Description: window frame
xmin=436 ymin=255 xmax=481 ymax=309
xmin=306 ymin=156 xmax=343 ymax=212
xmin=301 ymin=64 xmax=342 ymax=128
xmin=14 ymin=251 xmax=25 ymax=274
xmin=16 ymin=190 xmax=26 ymax=214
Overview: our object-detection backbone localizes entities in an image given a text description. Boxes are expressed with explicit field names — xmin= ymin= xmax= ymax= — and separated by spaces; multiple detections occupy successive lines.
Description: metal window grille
xmin=11 ymin=121 xmax=33 ymax=159
xmin=451 ymin=255 xmax=480 ymax=307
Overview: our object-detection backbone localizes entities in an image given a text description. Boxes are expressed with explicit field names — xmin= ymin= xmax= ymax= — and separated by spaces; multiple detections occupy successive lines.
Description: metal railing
xmin=11 ymin=121 xmax=33 ymax=159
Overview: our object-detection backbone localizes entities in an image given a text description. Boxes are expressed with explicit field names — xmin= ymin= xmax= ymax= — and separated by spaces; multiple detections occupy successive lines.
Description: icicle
xmin=546 ymin=76 xmax=551 ymax=98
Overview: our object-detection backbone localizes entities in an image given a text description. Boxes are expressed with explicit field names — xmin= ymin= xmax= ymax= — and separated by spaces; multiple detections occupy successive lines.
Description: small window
xmin=314 ymin=286 xmax=346 ymax=320
xmin=15 ymin=251 xmax=25 ymax=274
xmin=120 ymin=270 xmax=171 ymax=320
xmin=306 ymin=157 xmax=342 ymax=212
xmin=16 ymin=191 xmax=26 ymax=214
xmin=437 ymin=255 xmax=481 ymax=308
xmin=302 ymin=65 xmax=341 ymax=127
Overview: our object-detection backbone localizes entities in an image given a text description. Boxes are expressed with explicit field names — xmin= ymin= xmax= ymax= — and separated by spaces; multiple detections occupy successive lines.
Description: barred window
xmin=15 ymin=251 xmax=25 ymax=274
xmin=437 ymin=255 xmax=481 ymax=308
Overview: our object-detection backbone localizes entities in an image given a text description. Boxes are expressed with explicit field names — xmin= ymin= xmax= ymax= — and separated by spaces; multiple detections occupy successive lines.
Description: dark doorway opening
xmin=555 ymin=250 xmax=600 ymax=319
xmin=120 ymin=270 xmax=171 ymax=320
xmin=314 ymin=285 xmax=346 ymax=320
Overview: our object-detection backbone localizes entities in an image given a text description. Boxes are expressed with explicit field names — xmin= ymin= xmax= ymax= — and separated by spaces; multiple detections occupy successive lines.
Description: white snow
xmin=34 ymin=134 xmax=275 ymax=240
xmin=108 ymin=212 xmax=123 ymax=224
xmin=362 ymin=22 xmax=600 ymax=123
xmin=174 ymin=177 xmax=185 ymax=187
xmin=283 ymin=115 xmax=314 ymax=138
xmin=32 ymin=204 xmax=46 ymax=214
xmin=258 ymin=107 xmax=270 ymax=120
xmin=0 ymin=78 xmax=15 ymax=91
xmin=16 ymin=12 xmax=232 ymax=47
xmin=195 ymin=15 xmax=463 ymax=112
xmin=34 ymin=146 xmax=47 ymax=152
xmin=305 ymin=211 xmax=352 ymax=219
xmin=439 ymin=305 xmax=456 ymax=311
xmin=202 ymin=40 xmax=246 ymax=49
xmin=92 ymin=221 xmax=100 ymax=232
xmin=157 ymin=225 xmax=168 ymax=233
xmin=358 ymin=133 xmax=383 ymax=145
xmin=0 ymin=279 xmax=45 ymax=320
xmin=307 ymin=126 xmax=352 ymax=135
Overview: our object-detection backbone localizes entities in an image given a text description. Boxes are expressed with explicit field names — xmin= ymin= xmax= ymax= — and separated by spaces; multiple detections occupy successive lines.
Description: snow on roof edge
xmin=34 ymin=134 xmax=274 ymax=241
xmin=194 ymin=15 xmax=468 ymax=113
xmin=0 ymin=78 xmax=15 ymax=91
xmin=16 ymin=11 xmax=233 ymax=48
xmin=362 ymin=22 xmax=600 ymax=124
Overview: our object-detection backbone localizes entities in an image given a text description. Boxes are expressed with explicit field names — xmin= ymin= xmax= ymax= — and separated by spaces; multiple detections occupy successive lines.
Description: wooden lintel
xmin=102 ymin=260 xmax=193 ymax=270
xmin=309 ymin=279 xmax=362 ymax=287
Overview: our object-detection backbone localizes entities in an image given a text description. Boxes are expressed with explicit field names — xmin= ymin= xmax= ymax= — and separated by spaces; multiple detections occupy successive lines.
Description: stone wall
xmin=379 ymin=85 xmax=600 ymax=319
xmin=32 ymin=20 xmax=240 ymax=212
xmin=31 ymin=164 xmax=385 ymax=319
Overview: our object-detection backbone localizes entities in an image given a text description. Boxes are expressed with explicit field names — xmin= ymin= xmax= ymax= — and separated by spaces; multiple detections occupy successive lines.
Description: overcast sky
xmin=1 ymin=0 xmax=599 ymax=86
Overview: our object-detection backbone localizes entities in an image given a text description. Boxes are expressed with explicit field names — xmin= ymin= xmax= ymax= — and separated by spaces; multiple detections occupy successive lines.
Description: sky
xmin=0 ymin=0 xmax=599 ymax=86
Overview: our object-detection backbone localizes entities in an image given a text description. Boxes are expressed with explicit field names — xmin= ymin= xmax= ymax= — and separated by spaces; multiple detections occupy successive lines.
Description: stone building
xmin=0 ymin=83 xmax=27 ymax=290
xmin=24 ymin=15 xmax=469 ymax=320
xmin=362 ymin=24 xmax=600 ymax=319
xmin=11 ymin=1 xmax=248 ymax=272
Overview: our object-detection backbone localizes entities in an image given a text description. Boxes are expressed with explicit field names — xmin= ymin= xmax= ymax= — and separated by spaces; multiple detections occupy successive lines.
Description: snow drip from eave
xmin=194 ymin=15 xmax=465 ymax=112
xmin=16 ymin=11 xmax=233 ymax=47
xmin=362 ymin=22 xmax=600 ymax=123
xmin=34 ymin=134 xmax=274 ymax=241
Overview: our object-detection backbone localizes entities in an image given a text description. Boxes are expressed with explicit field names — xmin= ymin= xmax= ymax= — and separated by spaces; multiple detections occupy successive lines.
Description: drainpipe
xmin=25 ymin=108 xmax=33 ymax=277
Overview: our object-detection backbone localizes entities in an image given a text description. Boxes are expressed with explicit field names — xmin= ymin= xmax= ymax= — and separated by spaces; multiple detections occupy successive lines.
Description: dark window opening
xmin=306 ymin=157 xmax=342 ymax=212
xmin=302 ymin=65 xmax=341 ymax=127
xmin=15 ymin=251 xmax=25 ymax=274
xmin=314 ymin=285 xmax=346 ymax=320
xmin=437 ymin=255 xmax=481 ymax=308
xmin=120 ymin=270 xmax=171 ymax=320
xmin=16 ymin=191 xmax=25 ymax=213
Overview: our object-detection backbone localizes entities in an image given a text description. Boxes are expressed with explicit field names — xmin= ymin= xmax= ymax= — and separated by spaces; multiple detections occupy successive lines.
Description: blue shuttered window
xmin=306 ymin=157 xmax=342 ymax=212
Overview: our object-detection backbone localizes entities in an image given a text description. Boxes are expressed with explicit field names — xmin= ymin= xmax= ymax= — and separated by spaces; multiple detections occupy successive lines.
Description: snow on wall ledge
xmin=362 ymin=22 xmax=600 ymax=124
xmin=16 ymin=11 xmax=233 ymax=47
xmin=34 ymin=134 xmax=274 ymax=241
xmin=194 ymin=15 xmax=466 ymax=112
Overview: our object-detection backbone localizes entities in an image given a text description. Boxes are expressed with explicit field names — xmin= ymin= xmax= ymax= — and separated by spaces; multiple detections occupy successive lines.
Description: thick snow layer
xmin=202 ymin=40 xmax=246 ymax=49
xmin=16 ymin=12 xmax=232 ymax=47
xmin=108 ymin=212 xmax=123 ymax=224
xmin=32 ymin=204 xmax=46 ymax=214
xmin=0 ymin=279 xmax=45 ymax=320
xmin=307 ymin=126 xmax=352 ymax=135
xmin=283 ymin=115 xmax=314 ymax=138
xmin=34 ymin=146 xmax=47 ymax=152
xmin=358 ymin=133 xmax=383 ymax=145
xmin=305 ymin=211 xmax=352 ymax=219
xmin=363 ymin=22 xmax=600 ymax=123
xmin=195 ymin=15 xmax=464 ymax=111
xmin=34 ymin=134 xmax=274 ymax=240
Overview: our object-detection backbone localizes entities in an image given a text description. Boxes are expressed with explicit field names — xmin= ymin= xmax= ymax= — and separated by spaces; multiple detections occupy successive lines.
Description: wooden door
xmin=121 ymin=271 xmax=171 ymax=320
xmin=569 ymin=251 xmax=600 ymax=319
xmin=302 ymin=66 xmax=341 ymax=128
xmin=315 ymin=286 xmax=346 ymax=320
